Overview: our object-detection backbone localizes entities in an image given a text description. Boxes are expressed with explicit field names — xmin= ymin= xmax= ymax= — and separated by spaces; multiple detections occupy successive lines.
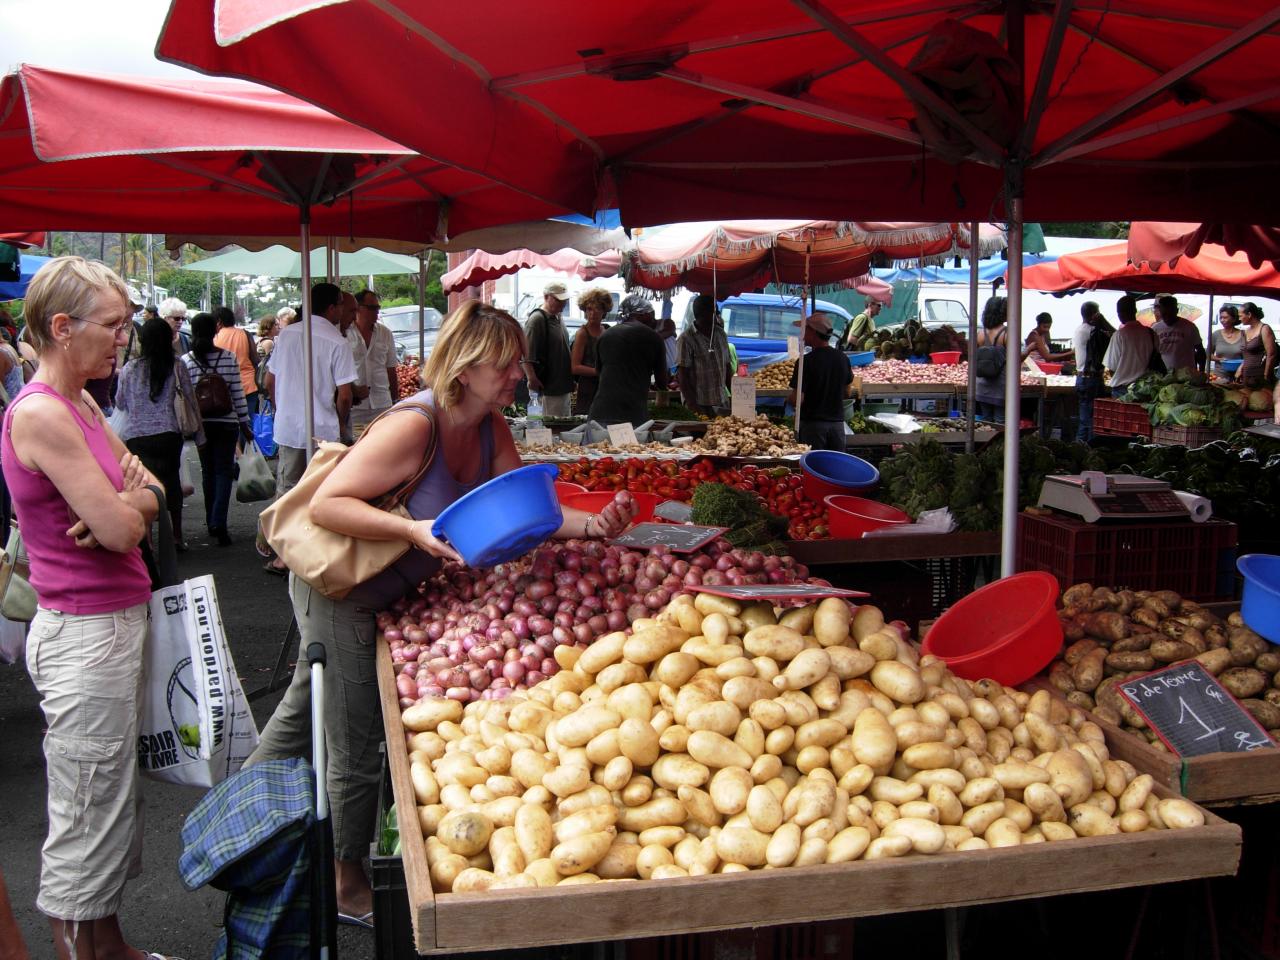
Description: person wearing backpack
xmin=182 ymin=312 xmax=252 ymax=546
xmin=1072 ymin=301 xmax=1114 ymax=442
xmin=973 ymin=297 xmax=1035 ymax=423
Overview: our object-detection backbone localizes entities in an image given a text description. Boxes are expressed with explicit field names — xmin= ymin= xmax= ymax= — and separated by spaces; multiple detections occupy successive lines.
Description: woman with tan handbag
xmin=247 ymin=299 xmax=637 ymax=926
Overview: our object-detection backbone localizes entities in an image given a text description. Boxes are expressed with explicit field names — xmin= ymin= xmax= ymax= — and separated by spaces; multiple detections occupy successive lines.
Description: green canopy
xmin=182 ymin=244 xmax=421 ymax=277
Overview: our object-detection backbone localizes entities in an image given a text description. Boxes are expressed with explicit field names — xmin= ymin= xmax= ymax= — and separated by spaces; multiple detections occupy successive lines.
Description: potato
xmin=709 ymin=766 xmax=754 ymax=815
xmin=883 ymin=817 xmax=946 ymax=854
xmin=1157 ymin=798 xmax=1205 ymax=830
xmin=686 ymin=730 xmax=754 ymax=770
xmin=851 ymin=708 xmax=897 ymax=773
xmin=551 ymin=828 xmax=615 ymax=876
xmin=437 ymin=810 xmax=493 ymax=857
xmin=870 ymin=660 xmax=925 ymax=704
xmin=624 ymin=625 xmax=688 ymax=664
xmin=743 ymin=624 xmax=806 ymax=661
xmin=1220 ymin=667 xmax=1268 ymax=699
xmin=766 ymin=823 xmax=803 ymax=867
xmin=556 ymin=706 xmax=622 ymax=749
xmin=686 ymin=701 xmax=742 ymax=737
xmin=402 ymin=698 xmax=464 ymax=732
xmin=745 ymin=784 xmax=784 ymax=833
xmin=514 ymin=804 xmax=552 ymax=864
xmin=715 ymin=828 xmax=770 ymax=867
xmin=774 ymin=648 xmax=831 ymax=691
xmin=812 ymin=599 xmax=853 ymax=647
xmin=826 ymin=826 xmax=872 ymax=863
xmin=723 ymin=676 xmax=779 ymax=710
xmin=1067 ymin=803 xmax=1119 ymax=837
xmin=618 ymin=797 xmax=688 ymax=833
xmin=864 ymin=835 xmax=912 ymax=861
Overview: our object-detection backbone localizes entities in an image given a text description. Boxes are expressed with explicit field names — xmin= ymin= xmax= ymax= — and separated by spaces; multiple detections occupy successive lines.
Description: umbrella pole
xmin=1002 ymin=202 xmax=1025 ymax=578
xmin=301 ymin=210 xmax=316 ymax=460
xmin=967 ymin=221 xmax=980 ymax=453
xmin=418 ymin=252 xmax=429 ymax=362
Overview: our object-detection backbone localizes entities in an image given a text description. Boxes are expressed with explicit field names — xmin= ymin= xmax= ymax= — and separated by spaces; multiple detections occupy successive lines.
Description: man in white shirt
xmin=347 ymin=289 xmax=399 ymax=434
xmin=1104 ymin=296 xmax=1160 ymax=397
xmin=264 ymin=282 xmax=358 ymax=492
xmin=1152 ymin=295 xmax=1204 ymax=373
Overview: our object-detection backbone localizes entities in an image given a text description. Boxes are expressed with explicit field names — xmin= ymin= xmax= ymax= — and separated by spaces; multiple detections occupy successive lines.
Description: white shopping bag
xmin=0 ymin=613 xmax=26 ymax=665
xmin=139 ymin=574 xmax=259 ymax=787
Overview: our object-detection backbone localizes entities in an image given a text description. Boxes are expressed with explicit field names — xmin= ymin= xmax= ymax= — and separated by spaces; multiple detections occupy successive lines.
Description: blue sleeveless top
xmin=345 ymin=389 xmax=496 ymax=607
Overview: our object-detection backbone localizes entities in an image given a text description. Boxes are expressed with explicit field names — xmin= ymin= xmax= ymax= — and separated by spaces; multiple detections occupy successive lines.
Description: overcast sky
xmin=0 ymin=0 xmax=200 ymax=78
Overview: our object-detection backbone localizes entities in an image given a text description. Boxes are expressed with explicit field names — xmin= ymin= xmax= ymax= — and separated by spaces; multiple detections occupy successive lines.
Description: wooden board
xmin=378 ymin=647 xmax=1240 ymax=956
xmin=1024 ymin=678 xmax=1280 ymax=805
xmin=786 ymin=531 xmax=1000 ymax=566
xmin=376 ymin=643 xmax=437 ymax=950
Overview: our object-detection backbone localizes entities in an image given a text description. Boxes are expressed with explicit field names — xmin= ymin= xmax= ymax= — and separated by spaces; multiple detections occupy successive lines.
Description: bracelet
xmin=584 ymin=513 xmax=595 ymax=538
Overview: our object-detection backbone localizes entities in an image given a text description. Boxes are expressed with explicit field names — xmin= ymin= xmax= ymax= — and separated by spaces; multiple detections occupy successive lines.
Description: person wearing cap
xmin=789 ymin=312 xmax=854 ymax=451
xmin=523 ymin=281 xmax=575 ymax=417
xmin=677 ymin=293 xmax=733 ymax=417
xmin=589 ymin=294 xmax=669 ymax=427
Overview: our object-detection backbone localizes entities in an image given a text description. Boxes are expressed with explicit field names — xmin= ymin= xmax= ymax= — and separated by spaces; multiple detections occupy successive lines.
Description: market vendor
xmin=247 ymin=300 xmax=638 ymax=926
xmin=1025 ymin=313 xmax=1074 ymax=364
xmin=788 ymin=311 xmax=854 ymax=451
xmin=589 ymin=293 xmax=669 ymax=426
xmin=840 ymin=297 xmax=881 ymax=350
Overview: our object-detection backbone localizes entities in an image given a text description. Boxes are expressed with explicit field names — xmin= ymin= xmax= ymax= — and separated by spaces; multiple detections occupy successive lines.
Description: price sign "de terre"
xmin=1117 ymin=661 xmax=1277 ymax=758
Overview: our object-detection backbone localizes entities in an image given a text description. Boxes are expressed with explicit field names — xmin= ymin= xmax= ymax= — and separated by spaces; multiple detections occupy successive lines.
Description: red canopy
xmin=0 ymin=64 xmax=565 ymax=241
xmin=627 ymin=220 xmax=961 ymax=294
xmin=1021 ymin=236 xmax=1280 ymax=297
xmin=1128 ymin=221 xmax=1280 ymax=271
xmin=159 ymin=0 xmax=1280 ymax=225
xmin=0 ymin=232 xmax=45 ymax=249
xmin=442 ymin=248 xmax=623 ymax=294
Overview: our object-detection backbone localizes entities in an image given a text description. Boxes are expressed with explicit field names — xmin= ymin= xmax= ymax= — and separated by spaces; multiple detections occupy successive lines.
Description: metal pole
xmin=145 ymin=233 xmax=156 ymax=305
xmin=1002 ymin=202 xmax=1025 ymax=578
xmin=967 ymin=221 xmax=980 ymax=453
xmin=418 ymin=253 xmax=427 ymax=362
xmin=300 ymin=209 xmax=316 ymax=459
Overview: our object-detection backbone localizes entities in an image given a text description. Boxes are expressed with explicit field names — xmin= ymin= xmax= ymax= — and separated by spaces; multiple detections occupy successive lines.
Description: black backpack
xmin=974 ymin=329 xmax=1006 ymax=379
xmin=193 ymin=354 xmax=233 ymax=418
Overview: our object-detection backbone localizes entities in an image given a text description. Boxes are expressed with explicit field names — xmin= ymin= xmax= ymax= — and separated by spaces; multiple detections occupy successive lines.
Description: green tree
xmin=1041 ymin=222 xmax=1129 ymax=239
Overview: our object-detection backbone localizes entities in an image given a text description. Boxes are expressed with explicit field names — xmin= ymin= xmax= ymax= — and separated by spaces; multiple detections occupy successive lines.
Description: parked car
xmin=683 ymin=292 xmax=855 ymax=361
xmin=379 ymin=304 xmax=445 ymax=361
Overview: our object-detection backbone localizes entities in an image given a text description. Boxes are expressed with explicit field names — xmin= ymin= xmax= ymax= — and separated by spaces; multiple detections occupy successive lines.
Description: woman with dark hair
xmin=1211 ymin=305 xmax=1245 ymax=378
xmin=973 ymin=297 xmax=1036 ymax=422
xmin=116 ymin=316 xmax=200 ymax=548
xmin=182 ymin=312 xmax=251 ymax=546
xmin=1238 ymin=302 xmax=1277 ymax=387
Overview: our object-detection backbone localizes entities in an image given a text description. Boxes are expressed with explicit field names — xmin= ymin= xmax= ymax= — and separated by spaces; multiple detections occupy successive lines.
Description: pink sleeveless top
xmin=2 ymin=383 xmax=152 ymax=614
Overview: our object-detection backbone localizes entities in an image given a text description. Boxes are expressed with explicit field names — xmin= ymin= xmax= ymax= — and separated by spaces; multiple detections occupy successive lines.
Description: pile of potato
xmin=691 ymin=415 xmax=808 ymax=457
xmin=1050 ymin=584 xmax=1280 ymax=745
xmin=399 ymin=593 xmax=1207 ymax=894
xmin=754 ymin=359 xmax=796 ymax=391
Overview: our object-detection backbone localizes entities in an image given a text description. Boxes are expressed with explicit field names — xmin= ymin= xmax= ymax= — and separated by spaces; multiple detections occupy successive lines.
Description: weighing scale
xmin=1037 ymin=473 xmax=1189 ymax=523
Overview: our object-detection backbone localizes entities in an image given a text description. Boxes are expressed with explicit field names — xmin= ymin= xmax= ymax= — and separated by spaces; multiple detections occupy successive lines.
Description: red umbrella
xmin=442 ymin=248 xmax=623 ymax=294
xmin=1022 ymin=236 xmax=1280 ymax=297
xmin=0 ymin=64 xmax=563 ymax=241
xmin=0 ymin=232 xmax=45 ymax=249
xmin=1128 ymin=221 xmax=1280 ymax=272
xmin=159 ymin=0 xmax=1280 ymax=225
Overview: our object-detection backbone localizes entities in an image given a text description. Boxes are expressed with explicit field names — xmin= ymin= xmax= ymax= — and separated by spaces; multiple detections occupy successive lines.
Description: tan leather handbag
xmin=0 ymin=522 xmax=36 ymax=623
xmin=259 ymin=402 xmax=438 ymax=599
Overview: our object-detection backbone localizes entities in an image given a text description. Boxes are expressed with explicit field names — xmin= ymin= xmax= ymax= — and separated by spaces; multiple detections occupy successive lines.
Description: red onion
xmin=383 ymin=627 xmax=403 ymax=644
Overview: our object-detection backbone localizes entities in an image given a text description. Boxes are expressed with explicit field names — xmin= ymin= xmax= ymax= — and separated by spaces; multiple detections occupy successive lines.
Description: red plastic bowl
xmin=1036 ymin=362 xmax=1064 ymax=375
xmin=555 ymin=480 xmax=587 ymax=504
xmin=921 ymin=572 xmax=1062 ymax=686
xmin=930 ymin=351 xmax=961 ymax=364
xmin=564 ymin=491 xmax=661 ymax=525
xmin=824 ymin=495 xmax=910 ymax=538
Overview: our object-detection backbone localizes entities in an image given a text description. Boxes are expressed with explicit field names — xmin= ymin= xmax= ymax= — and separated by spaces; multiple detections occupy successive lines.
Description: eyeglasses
xmin=70 ymin=315 xmax=131 ymax=335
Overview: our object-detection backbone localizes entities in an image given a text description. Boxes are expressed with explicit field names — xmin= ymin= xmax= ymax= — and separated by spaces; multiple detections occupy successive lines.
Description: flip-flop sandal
xmin=337 ymin=911 xmax=374 ymax=929
xmin=255 ymin=530 xmax=275 ymax=559
xmin=262 ymin=560 xmax=288 ymax=577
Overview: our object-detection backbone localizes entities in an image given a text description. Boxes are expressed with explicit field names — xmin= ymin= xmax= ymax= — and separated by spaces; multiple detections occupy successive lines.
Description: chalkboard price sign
xmin=1117 ymin=661 xmax=1277 ymax=758
xmin=691 ymin=584 xmax=869 ymax=601
xmin=610 ymin=522 xmax=726 ymax=553
xmin=653 ymin=500 xmax=694 ymax=523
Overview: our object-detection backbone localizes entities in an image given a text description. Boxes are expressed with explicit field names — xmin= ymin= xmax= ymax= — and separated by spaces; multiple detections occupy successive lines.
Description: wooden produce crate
xmin=1024 ymin=680 xmax=1280 ymax=805
xmin=1093 ymin=399 xmax=1153 ymax=439
xmin=380 ymin=645 xmax=1241 ymax=956
xmin=1152 ymin=424 xmax=1223 ymax=448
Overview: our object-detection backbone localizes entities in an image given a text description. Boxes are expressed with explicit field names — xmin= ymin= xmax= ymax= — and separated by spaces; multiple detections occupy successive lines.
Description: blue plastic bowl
xmin=432 ymin=464 xmax=563 ymax=567
xmin=907 ymin=355 xmax=930 ymax=364
xmin=1221 ymin=358 xmax=1243 ymax=373
xmin=800 ymin=450 xmax=880 ymax=501
xmin=848 ymin=350 xmax=876 ymax=367
xmin=1238 ymin=554 xmax=1280 ymax=644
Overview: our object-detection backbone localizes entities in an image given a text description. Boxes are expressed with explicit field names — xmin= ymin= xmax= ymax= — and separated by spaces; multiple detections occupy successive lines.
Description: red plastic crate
xmin=1016 ymin=513 xmax=1237 ymax=601
xmin=1152 ymin=424 xmax=1222 ymax=448
xmin=1093 ymin=399 xmax=1152 ymax=438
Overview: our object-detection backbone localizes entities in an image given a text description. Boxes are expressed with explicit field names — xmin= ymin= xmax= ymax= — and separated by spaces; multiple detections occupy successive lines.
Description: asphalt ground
xmin=0 ymin=444 xmax=378 ymax=959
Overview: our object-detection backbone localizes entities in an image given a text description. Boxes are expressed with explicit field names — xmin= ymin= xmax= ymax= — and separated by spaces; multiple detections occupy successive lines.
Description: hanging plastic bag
xmin=138 ymin=573 xmax=259 ymax=787
xmin=251 ymin=400 xmax=277 ymax=458
xmin=235 ymin=441 xmax=276 ymax=503
xmin=0 ymin=614 xmax=26 ymax=665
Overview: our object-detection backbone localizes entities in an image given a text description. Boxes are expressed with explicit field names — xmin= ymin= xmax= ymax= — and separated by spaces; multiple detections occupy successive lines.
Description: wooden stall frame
xmin=379 ymin=644 xmax=1240 ymax=956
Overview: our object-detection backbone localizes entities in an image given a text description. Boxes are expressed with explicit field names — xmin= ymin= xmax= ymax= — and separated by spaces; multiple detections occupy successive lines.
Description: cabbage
xmin=1248 ymin=388 xmax=1274 ymax=412
xmin=1154 ymin=402 xmax=1178 ymax=423
xmin=1157 ymin=385 xmax=1180 ymax=403
xmin=1177 ymin=406 xmax=1208 ymax=426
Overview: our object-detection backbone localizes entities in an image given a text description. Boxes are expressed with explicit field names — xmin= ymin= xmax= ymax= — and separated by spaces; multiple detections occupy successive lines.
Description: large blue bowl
xmin=1221 ymin=358 xmax=1243 ymax=373
xmin=800 ymin=450 xmax=880 ymax=501
xmin=1238 ymin=554 xmax=1280 ymax=644
xmin=432 ymin=464 xmax=563 ymax=567
xmin=848 ymin=350 xmax=876 ymax=367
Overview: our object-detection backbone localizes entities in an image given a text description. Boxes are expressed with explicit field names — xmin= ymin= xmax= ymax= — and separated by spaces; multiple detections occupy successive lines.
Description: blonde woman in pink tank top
xmin=0 ymin=257 xmax=174 ymax=960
